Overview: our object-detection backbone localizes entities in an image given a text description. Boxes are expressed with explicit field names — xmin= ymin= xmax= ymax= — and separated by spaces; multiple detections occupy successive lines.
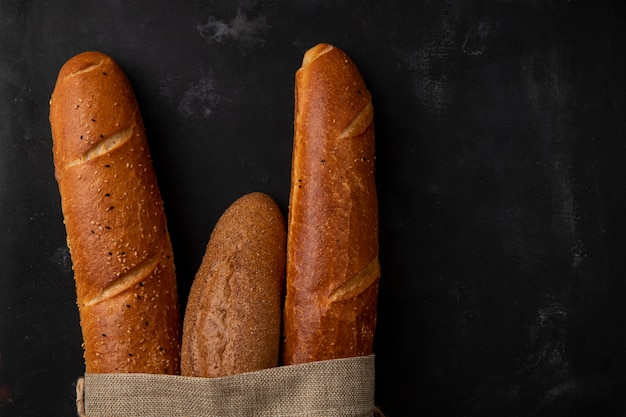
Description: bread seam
xmin=195 ymin=256 xmax=234 ymax=374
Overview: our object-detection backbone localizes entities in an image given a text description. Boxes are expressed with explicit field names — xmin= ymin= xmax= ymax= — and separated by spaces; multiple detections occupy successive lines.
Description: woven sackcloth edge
xmin=77 ymin=355 xmax=378 ymax=417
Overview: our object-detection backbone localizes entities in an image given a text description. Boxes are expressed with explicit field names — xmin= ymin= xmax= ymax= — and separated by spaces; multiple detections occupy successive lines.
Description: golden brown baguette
xmin=181 ymin=192 xmax=286 ymax=377
xmin=282 ymin=44 xmax=380 ymax=365
xmin=49 ymin=51 xmax=181 ymax=374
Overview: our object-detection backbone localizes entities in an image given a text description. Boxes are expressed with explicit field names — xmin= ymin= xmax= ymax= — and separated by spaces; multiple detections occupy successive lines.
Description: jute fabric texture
xmin=77 ymin=355 xmax=376 ymax=417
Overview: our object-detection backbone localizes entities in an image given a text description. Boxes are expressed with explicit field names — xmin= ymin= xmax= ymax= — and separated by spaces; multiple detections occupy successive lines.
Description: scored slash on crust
xmin=65 ymin=61 xmax=105 ymax=79
xmin=328 ymin=255 xmax=380 ymax=303
xmin=338 ymin=101 xmax=374 ymax=140
xmin=67 ymin=127 xmax=133 ymax=168
xmin=83 ymin=255 xmax=160 ymax=308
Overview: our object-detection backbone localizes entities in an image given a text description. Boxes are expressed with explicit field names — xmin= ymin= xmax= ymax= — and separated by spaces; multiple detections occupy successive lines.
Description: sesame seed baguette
xmin=50 ymin=51 xmax=181 ymax=374
xmin=181 ymin=192 xmax=286 ymax=377
xmin=282 ymin=44 xmax=380 ymax=365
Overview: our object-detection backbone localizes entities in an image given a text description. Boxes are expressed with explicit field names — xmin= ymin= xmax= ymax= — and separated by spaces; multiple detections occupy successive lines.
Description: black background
xmin=1 ymin=0 xmax=626 ymax=416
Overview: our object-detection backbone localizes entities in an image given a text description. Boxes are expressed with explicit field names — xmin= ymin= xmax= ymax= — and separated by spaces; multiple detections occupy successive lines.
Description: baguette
xmin=181 ymin=192 xmax=286 ymax=377
xmin=282 ymin=44 xmax=380 ymax=365
xmin=49 ymin=51 xmax=181 ymax=374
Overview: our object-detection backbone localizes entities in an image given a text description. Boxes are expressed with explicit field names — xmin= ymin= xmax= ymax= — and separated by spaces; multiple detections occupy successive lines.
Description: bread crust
xmin=282 ymin=44 xmax=380 ymax=365
xmin=181 ymin=192 xmax=286 ymax=377
xmin=50 ymin=51 xmax=181 ymax=374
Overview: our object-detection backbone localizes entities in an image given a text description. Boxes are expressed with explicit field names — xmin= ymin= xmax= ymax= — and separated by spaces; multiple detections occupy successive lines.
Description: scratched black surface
xmin=1 ymin=1 xmax=626 ymax=416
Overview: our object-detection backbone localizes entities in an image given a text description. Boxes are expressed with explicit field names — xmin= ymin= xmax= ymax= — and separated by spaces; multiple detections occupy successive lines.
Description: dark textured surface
xmin=1 ymin=1 xmax=625 ymax=416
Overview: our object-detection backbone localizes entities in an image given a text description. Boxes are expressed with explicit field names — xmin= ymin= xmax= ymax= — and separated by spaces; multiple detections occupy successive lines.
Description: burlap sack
xmin=77 ymin=355 xmax=381 ymax=417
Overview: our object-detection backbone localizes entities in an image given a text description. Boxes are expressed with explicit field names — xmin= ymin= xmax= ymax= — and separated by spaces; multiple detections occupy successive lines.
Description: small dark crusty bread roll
xmin=49 ymin=51 xmax=181 ymax=374
xmin=181 ymin=192 xmax=286 ymax=377
xmin=282 ymin=44 xmax=380 ymax=365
